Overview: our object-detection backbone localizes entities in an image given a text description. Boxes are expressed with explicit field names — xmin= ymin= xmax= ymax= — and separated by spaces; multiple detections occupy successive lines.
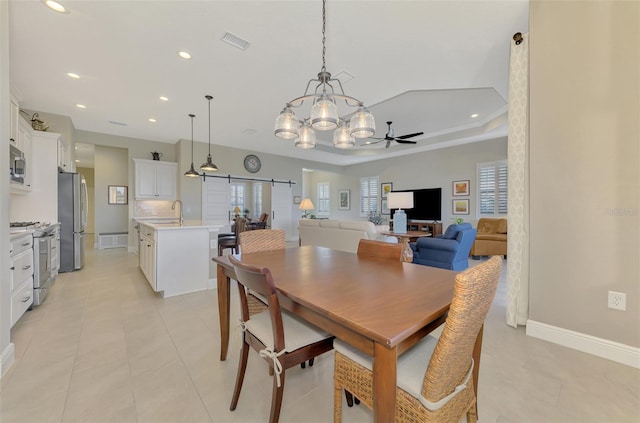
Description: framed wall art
xmin=381 ymin=182 xmax=393 ymax=198
xmin=338 ymin=189 xmax=350 ymax=210
xmin=108 ymin=185 xmax=128 ymax=205
xmin=381 ymin=198 xmax=390 ymax=215
xmin=452 ymin=180 xmax=470 ymax=196
xmin=293 ymin=196 xmax=301 ymax=204
xmin=452 ymin=199 xmax=469 ymax=215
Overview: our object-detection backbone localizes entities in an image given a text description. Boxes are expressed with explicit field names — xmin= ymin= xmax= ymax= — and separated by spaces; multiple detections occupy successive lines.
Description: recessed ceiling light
xmin=74 ymin=159 xmax=80 ymax=163
xmin=178 ymin=51 xmax=191 ymax=60
xmin=471 ymin=113 xmax=479 ymax=118
xmin=44 ymin=0 xmax=68 ymax=13
xmin=109 ymin=120 xmax=127 ymax=126
xmin=67 ymin=72 xmax=80 ymax=79
xmin=159 ymin=96 xmax=169 ymax=102
xmin=148 ymin=118 xmax=157 ymax=123
xmin=76 ymin=104 xmax=86 ymax=109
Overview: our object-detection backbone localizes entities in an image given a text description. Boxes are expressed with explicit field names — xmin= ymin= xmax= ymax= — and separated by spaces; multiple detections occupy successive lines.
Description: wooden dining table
xmin=213 ymin=246 xmax=478 ymax=422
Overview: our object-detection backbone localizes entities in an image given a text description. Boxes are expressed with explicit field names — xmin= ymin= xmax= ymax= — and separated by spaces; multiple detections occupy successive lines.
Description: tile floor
xmin=1 ymin=238 xmax=638 ymax=422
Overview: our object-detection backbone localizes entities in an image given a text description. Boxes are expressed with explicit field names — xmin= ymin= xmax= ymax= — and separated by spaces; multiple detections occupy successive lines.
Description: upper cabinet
xmin=133 ymin=159 xmax=177 ymax=200
xmin=57 ymin=136 xmax=73 ymax=172
xmin=9 ymin=88 xmax=21 ymax=147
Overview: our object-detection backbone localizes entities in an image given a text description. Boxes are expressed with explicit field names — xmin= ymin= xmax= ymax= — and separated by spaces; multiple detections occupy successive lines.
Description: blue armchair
xmin=410 ymin=223 xmax=477 ymax=270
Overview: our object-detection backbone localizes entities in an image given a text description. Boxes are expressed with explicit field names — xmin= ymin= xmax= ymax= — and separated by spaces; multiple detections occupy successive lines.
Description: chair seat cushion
xmin=246 ymin=310 xmax=332 ymax=352
xmin=334 ymin=335 xmax=438 ymax=402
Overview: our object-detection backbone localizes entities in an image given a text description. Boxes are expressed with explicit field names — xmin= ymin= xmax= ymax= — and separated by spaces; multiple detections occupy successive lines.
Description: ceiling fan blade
xmin=395 ymin=139 xmax=418 ymax=144
xmin=395 ymin=131 xmax=424 ymax=140
xmin=362 ymin=139 xmax=385 ymax=145
xmin=385 ymin=140 xmax=391 ymax=148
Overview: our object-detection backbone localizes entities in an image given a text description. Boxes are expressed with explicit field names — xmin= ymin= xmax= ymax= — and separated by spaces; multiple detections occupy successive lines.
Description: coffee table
xmin=381 ymin=230 xmax=432 ymax=262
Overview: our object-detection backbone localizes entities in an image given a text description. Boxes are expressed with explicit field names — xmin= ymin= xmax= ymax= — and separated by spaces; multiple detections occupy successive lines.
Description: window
xmin=253 ymin=183 xmax=263 ymax=218
xmin=360 ymin=176 xmax=379 ymax=216
xmin=317 ymin=182 xmax=330 ymax=217
xmin=230 ymin=183 xmax=246 ymax=213
xmin=477 ymin=160 xmax=508 ymax=216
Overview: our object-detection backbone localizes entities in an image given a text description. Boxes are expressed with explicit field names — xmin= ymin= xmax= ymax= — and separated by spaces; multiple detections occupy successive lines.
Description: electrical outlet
xmin=608 ymin=291 xmax=626 ymax=311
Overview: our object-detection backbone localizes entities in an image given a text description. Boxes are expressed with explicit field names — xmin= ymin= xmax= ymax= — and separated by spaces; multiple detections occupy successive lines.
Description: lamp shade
xmin=233 ymin=206 xmax=241 ymax=214
xmin=298 ymin=198 xmax=315 ymax=211
xmin=388 ymin=192 xmax=413 ymax=209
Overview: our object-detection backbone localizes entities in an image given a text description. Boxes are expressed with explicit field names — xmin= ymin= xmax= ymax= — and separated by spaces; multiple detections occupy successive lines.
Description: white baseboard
xmin=0 ymin=342 xmax=16 ymax=379
xmin=526 ymin=320 xmax=640 ymax=369
xmin=208 ymin=278 xmax=217 ymax=290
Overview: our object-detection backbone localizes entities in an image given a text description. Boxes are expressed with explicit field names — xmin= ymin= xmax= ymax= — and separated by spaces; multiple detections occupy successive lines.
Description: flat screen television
xmin=389 ymin=188 xmax=442 ymax=222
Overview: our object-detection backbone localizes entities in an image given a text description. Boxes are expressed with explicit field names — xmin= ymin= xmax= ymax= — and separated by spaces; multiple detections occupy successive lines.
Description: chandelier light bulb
xmin=349 ymin=106 xmax=376 ymax=139
xmin=274 ymin=106 xmax=300 ymax=139
xmin=295 ymin=124 xmax=317 ymax=149
xmin=310 ymin=95 xmax=339 ymax=131
xmin=333 ymin=123 xmax=355 ymax=149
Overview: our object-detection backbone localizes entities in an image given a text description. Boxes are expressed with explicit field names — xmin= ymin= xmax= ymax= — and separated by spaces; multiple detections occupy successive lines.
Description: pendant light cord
xmin=189 ymin=114 xmax=195 ymax=161
xmin=207 ymin=96 xmax=212 ymax=155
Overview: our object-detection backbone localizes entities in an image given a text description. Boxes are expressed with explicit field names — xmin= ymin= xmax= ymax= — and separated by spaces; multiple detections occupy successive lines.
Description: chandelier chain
xmin=321 ymin=0 xmax=326 ymax=72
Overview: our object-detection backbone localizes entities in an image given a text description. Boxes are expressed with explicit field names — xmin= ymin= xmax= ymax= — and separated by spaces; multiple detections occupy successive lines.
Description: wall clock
xmin=243 ymin=154 xmax=261 ymax=173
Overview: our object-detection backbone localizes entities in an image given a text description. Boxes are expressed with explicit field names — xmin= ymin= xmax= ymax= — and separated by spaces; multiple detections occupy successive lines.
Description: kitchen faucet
xmin=172 ymin=200 xmax=183 ymax=226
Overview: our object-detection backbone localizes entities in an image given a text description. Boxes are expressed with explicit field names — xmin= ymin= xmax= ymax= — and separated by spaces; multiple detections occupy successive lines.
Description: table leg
xmin=217 ymin=264 xmax=231 ymax=361
xmin=372 ymin=343 xmax=397 ymax=423
xmin=399 ymin=237 xmax=413 ymax=263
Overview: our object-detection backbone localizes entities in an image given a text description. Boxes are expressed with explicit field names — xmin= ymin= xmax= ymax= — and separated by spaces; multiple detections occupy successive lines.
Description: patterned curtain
xmin=506 ymin=33 xmax=530 ymax=327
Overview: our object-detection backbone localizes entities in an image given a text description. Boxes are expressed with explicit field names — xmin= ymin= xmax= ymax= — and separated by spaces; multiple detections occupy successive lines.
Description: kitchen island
xmin=137 ymin=220 xmax=226 ymax=298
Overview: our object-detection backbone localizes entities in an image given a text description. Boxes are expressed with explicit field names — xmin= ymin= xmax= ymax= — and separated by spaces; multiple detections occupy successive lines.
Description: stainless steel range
xmin=10 ymin=222 xmax=59 ymax=305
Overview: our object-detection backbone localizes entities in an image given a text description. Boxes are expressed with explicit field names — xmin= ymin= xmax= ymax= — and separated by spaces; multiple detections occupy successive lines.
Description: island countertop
xmin=136 ymin=219 xmax=227 ymax=231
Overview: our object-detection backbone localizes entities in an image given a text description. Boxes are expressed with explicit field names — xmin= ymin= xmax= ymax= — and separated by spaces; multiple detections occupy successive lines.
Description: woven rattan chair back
xmin=239 ymin=229 xmax=285 ymax=254
xmin=357 ymin=239 xmax=403 ymax=262
xmin=422 ymin=255 xmax=502 ymax=410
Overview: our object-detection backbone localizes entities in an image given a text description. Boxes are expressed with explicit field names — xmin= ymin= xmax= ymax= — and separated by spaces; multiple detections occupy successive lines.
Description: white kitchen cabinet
xmin=9 ymin=88 xmax=21 ymax=147
xmin=137 ymin=222 xmax=214 ymax=298
xmin=10 ymin=233 xmax=34 ymax=327
xmin=133 ymin=159 xmax=177 ymax=200
xmin=57 ymin=136 xmax=73 ymax=171
xmin=138 ymin=223 xmax=157 ymax=289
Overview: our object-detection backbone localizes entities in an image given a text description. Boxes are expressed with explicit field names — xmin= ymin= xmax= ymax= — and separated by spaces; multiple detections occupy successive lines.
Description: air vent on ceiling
xmin=242 ymin=128 xmax=256 ymax=135
xmin=334 ymin=71 xmax=355 ymax=84
xmin=221 ymin=32 xmax=251 ymax=50
xmin=108 ymin=120 xmax=127 ymax=126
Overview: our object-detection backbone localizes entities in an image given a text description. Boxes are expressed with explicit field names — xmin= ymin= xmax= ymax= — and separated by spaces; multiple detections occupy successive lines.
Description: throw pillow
xmin=442 ymin=224 xmax=460 ymax=239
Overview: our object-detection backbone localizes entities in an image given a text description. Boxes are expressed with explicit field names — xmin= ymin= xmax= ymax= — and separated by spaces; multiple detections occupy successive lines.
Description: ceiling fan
xmin=363 ymin=121 xmax=424 ymax=148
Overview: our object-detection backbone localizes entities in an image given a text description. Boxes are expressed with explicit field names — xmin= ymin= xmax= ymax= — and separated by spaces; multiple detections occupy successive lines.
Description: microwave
xmin=10 ymin=145 xmax=26 ymax=185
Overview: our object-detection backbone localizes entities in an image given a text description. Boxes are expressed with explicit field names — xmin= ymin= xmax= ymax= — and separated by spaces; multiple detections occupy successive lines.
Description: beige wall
xmin=94 ymin=146 xmax=129 ymax=234
xmin=529 ymin=0 xmax=639 ymax=346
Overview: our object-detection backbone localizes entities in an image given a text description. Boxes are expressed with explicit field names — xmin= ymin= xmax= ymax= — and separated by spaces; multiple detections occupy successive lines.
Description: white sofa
xmin=298 ymin=219 xmax=396 ymax=253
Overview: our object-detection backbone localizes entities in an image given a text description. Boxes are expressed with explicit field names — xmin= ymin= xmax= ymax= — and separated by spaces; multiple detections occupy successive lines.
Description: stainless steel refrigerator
xmin=58 ymin=172 xmax=87 ymax=272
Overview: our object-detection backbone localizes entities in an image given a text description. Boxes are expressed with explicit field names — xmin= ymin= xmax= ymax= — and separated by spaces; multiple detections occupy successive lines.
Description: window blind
xmin=360 ymin=176 xmax=379 ymax=216
xmin=478 ymin=161 xmax=508 ymax=215
xmin=317 ymin=182 xmax=330 ymax=216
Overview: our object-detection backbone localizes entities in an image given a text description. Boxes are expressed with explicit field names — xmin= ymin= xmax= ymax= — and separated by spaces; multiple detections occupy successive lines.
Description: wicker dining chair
xmin=228 ymin=256 xmax=335 ymax=423
xmin=333 ymin=256 xmax=502 ymax=423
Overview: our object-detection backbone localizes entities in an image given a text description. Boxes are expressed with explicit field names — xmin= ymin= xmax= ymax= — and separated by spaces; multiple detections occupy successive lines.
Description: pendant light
xmin=200 ymin=94 xmax=219 ymax=172
xmin=184 ymin=114 xmax=200 ymax=178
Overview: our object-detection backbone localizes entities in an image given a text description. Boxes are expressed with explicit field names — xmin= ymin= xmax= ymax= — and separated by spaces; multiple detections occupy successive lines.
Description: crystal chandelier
xmin=274 ymin=0 xmax=375 ymax=149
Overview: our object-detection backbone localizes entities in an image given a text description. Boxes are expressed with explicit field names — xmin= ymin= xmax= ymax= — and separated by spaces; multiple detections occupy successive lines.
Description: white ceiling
xmin=9 ymin=0 xmax=529 ymax=167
